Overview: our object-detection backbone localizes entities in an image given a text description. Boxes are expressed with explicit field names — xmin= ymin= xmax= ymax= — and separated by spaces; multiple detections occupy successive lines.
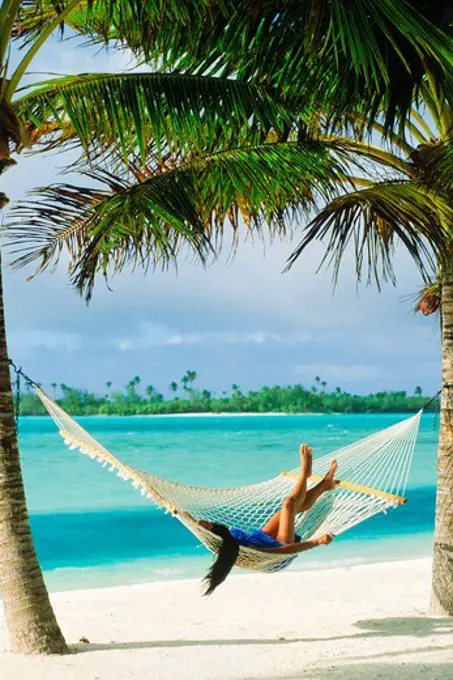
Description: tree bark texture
xmin=0 ymin=254 xmax=68 ymax=653
xmin=430 ymin=278 xmax=453 ymax=615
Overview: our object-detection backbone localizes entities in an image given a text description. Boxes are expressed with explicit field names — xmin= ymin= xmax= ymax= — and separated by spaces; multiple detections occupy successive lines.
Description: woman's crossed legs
xmin=262 ymin=445 xmax=338 ymax=544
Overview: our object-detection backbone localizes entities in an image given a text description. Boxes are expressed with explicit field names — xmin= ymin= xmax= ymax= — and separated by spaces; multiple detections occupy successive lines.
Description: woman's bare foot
xmin=299 ymin=444 xmax=313 ymax=478
xmin=323 ymin=459 xmax=339 ymax=490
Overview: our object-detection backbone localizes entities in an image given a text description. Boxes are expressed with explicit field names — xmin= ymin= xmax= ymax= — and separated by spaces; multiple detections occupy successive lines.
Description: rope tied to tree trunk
xmin=7 ymin=359 xmax=40 ymax=434
xmin=422 ymin=389 xmax=442 ymax=411
xmin=421 ymin=385 xmax=453 ymax=430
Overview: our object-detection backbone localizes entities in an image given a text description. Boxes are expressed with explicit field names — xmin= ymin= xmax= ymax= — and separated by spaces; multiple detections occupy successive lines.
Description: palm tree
xmin=105 ymin=381 xmax=112 ymax=400
xmin=180 ymin=370 xmax=198 ymax=398
xmin=282 ymin=91 xmax=453 ymax=615
xmin=2 ymin=2 xmax=453 ymax=651
xmin=169 ymin=381 xmax=178 ymax=398
xmin=414 ymin=386 xmax=423 ymax=397
xmin=186 ymin=370 xmax=197 ymax=391
xmin=232 ymin=384 xmax=243 ymax=398
xmin=0 ymin=0 xmax=299 ymax=656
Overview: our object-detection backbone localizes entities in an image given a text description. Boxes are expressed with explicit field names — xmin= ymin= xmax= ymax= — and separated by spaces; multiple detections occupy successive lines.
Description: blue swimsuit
xmin=230 ymin=527 xmax=299 ymax=572
xmin=230 ymin=527 xmax=283 ymax=549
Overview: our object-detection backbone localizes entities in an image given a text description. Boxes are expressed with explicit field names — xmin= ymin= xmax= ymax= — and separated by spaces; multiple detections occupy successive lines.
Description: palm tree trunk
xmin=0 ymin=254 xmax=69 ymax=653
xmin=430 ymin=277 xmax=453 ymax=615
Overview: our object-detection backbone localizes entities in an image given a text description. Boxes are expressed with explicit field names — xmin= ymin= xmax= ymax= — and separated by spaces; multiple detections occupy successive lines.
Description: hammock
xmin=34 ymin=387 xmax=421 ymax=573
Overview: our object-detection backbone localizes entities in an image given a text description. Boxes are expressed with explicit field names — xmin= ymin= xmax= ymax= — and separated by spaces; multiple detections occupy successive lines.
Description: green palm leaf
xmin=286 ymin=182 xmax=453 ymax=286
xmin=14 ymin=72 xmax=295 ymax=160
xmin=8 ymin=171 xmax=212 ymax=287
xmin=13 ymin=0 xmax=166 ymax=46
xmin=13 ymin=0 xmax=78 ymax=44
xmin=15 ymin=1 xmax=453 ymax=131
xmin=64 ymin=0 xmax=453 ymax=131
xmin=13 ymin=0 xmax=222 ymax=48
xmin=6 ymin=140 xmax=350 ymax=300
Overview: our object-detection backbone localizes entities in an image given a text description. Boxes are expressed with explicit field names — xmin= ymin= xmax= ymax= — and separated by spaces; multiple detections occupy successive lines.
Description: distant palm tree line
xmin=18 ymin=371 xmax=433 ymax=416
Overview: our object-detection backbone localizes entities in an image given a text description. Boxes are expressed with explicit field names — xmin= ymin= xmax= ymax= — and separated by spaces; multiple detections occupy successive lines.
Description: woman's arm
xmin=179 ymin=511 xmax=213 ymax=531
xmin=178 ymin=514 xmax=333 ymax=555
xmin=257 ymin=534 xmax=334 ymax=554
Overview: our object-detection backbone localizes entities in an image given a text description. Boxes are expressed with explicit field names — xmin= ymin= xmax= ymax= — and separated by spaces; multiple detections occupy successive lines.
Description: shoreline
xmin=3 ymin=557 xmax=450 ymax=680
xmin=55 ymin=556 xmax=434 ymax=595
xmin=126 ymin=411 xmax=325 ymax=417
xmin=20 ymin=410 xmax=428 ymax=418
xmin=47 ymin=553 xmax=432 ymax=593
xmin=42 ymin=548 xmax=434 ymax=595
xmin=21 ymin=411 xmax=326 ymax=418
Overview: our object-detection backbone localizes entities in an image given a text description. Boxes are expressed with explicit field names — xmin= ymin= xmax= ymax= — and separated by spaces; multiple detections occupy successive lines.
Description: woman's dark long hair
xmin=202 ymin=523 xmax=240 ymax=596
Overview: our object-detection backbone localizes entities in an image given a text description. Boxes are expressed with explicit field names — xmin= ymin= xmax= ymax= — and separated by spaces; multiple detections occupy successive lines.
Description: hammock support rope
xmin=33 ymin=386 xmax=422 ymax=573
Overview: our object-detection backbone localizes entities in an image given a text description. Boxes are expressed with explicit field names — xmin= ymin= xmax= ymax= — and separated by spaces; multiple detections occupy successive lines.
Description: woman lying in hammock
xmin=183 ymin=444 xmax=339 ymax=595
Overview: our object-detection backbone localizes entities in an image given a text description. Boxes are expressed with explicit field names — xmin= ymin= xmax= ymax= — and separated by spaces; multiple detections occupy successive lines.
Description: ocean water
xmin=18 ymin=412 xmax=438 ymax=592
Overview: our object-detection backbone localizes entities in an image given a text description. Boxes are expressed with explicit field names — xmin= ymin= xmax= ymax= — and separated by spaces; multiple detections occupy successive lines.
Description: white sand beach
xmin=1 ymin=558 xmax=452 ymax=680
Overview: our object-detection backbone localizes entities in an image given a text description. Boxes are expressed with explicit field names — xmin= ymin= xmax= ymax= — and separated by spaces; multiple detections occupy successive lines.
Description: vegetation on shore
xmin=17 ymin=372 xmax=434 ymax=416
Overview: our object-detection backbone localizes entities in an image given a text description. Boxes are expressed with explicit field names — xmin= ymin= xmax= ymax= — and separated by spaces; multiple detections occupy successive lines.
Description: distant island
xmin=17 ymin=371 xmax=436 ymax=416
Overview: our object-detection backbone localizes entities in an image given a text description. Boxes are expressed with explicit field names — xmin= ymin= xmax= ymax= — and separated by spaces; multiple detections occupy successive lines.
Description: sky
xmin=1 ymin=36 xmax=441 ymax=398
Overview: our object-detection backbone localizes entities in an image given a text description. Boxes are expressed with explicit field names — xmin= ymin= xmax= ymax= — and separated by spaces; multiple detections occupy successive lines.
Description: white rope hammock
xmin=34 ymin=387 xmax=422 ymax=573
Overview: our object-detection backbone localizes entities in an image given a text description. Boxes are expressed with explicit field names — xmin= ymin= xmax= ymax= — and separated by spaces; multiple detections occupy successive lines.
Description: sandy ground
xmin=1 ymin=558 xmax=452 ymax=680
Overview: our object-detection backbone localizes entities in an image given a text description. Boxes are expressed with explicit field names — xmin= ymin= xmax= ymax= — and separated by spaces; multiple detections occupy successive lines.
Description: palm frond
xmin=7 ymin=173 xmax=212 ymax=297
xmin=13 ymin=0 xmax=228 ymax=51
xmin=13 ymin=1 xmax=453 ymax=134
xmin=13 ymin=0 xmax=171 ymax=46
xmin=326 ymin=137 xmax=412 ymax=176
xmin=63 ymin=0 xmax=453 ymax=133
xmin=13 ymin=1 xmax=68 ymax=45
xmin=286 ymin=182 xmax=453 ymax=287
xmin=14 ymin=72 xmax=296 ymax=160
xmin=15 ymin=1 xmax=453 ymax=131
xmin=6 ymin=139 xmax=350 ymax=300
xmin=409 ymin=139 xmax=453 ymax=192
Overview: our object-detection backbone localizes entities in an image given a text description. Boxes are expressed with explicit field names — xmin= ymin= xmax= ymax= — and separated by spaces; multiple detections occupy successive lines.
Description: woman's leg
xmin=262 ymin=444 xmax=312 ymax=541
xmin=299 ymin=460 xmax=338 ymax=511
xmin=262 ymin=455 xmax=338 ymax=542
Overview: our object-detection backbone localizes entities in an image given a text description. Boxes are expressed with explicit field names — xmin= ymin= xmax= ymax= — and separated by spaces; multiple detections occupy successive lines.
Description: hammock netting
xmin=34 ymin=387 xmax=421 ymax=573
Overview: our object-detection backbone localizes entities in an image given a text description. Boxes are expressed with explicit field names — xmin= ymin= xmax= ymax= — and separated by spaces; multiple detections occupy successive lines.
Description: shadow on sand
xmin=265 ymin=660 xmax=452 ymax=680
xmin=71 ymin=615 xmax=453 ymax=654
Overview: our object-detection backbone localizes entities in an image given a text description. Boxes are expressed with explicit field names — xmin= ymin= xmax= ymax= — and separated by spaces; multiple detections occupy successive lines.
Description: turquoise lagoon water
xmin=19 ymin=412 xmax=438 ymax=592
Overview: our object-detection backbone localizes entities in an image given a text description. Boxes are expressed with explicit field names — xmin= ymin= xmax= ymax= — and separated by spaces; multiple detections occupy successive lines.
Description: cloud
xmin=294 ymin=363 xmax=390 ymax=384
xmin=112 ymin=325 xmax=346 ymax=350
xmin=8 ymin=329 xmax=83 ymax=356
xmin=114 ymin=327 xmax=286 ymax=350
